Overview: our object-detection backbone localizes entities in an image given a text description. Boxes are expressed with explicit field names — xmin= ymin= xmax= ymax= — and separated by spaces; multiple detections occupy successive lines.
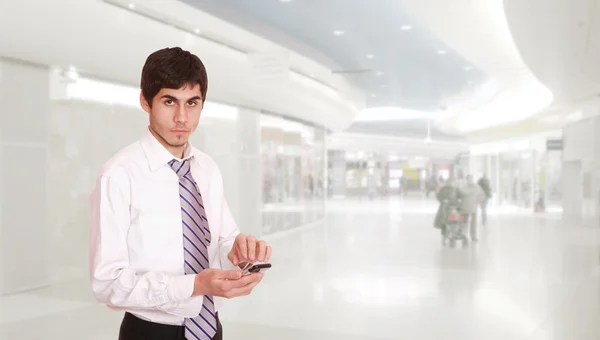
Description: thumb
xmin=219 ymin=270 xmax=243 ymax=280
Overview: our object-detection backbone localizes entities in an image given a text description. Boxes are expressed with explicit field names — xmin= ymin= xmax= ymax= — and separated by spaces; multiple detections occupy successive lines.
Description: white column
xmin=562 ymin=161 xmax=582 ymax=216
xmin=0 ymin=58 xmax=52 ymax=295
xmin=531 ymin=150 xmax=537 ymax=210
xmin=497 ymin=154 xmax=502 ymax=205
xmin=235 ymin=108 xmax=261 ymax=237
xmin=330 ymin=150 xmax=346 ymax=197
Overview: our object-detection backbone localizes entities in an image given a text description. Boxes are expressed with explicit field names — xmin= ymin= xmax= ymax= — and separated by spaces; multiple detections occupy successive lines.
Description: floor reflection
xmin=2 ymin=196 xmax=600 ymax=340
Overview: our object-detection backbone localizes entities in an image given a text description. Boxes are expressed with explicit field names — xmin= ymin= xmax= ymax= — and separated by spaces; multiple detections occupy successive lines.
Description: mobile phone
xmin=243 ymin=263 xmax=271 ymax=275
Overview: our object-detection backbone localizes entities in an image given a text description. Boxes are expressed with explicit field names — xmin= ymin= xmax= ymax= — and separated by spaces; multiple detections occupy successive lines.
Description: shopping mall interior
xmin=2 ymin=0 xmax=600 ymax=339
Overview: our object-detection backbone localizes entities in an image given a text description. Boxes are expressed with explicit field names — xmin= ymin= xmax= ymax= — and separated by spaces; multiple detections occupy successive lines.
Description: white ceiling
xmin=180 ymin=0 xmax=487 ymax=112
xmin=503 ymin=0 xmax=600 ymax=108
xmin=399 ymin=0 xmax=555 ymax=136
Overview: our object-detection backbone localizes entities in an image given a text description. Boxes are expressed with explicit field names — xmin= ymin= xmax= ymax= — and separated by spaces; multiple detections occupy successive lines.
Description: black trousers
xmin=118 ymin=312 xmax=222 ymax=340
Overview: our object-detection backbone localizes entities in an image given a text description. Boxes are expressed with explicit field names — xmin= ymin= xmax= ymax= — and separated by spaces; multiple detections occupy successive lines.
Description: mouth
xmin=171 ymin=129 xmax=188 ymax=134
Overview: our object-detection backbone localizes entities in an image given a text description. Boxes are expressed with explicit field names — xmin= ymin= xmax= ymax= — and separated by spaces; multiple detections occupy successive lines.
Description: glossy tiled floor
xmin=2 ymin=196 xmax=600 ymax=339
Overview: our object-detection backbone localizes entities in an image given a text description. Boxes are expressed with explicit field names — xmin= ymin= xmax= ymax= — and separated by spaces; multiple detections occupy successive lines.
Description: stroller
xmin=441 ymin=199 xmax=468 ymax=246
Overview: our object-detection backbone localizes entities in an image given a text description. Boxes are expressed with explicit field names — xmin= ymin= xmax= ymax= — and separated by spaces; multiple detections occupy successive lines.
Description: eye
xmin=187 ymin=100 xmax=197 ymax=107
xmin=165 ymin=99 xmax=174 ymax=105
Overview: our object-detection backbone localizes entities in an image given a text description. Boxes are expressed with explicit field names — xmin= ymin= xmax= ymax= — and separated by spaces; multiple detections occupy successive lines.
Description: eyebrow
xmin=160 ymin=95 xmax=203 ymax=102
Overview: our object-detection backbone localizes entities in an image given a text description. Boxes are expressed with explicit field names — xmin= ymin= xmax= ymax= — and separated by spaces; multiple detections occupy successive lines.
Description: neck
xmin=169 ymin=147 xmax=185 ymax=159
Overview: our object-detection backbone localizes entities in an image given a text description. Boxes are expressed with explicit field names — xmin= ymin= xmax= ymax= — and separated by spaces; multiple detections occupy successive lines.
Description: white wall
xmin=563 ymin=119 xmax=595 ymax=162
xmin=193 ymin=108 xmax=262 ymax=237
xmin=47 ymin=100 xmax=147 ymax=277
xmin=0 ymin=59 xmax=52 ymax=295
xmin=562 ymin=116 xmax=600 ymax=218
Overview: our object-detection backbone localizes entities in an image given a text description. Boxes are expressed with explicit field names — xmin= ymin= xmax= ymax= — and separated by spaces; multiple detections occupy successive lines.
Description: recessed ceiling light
xmin=279 ymin=0 xmax=293 ymax=2
xmin=194 ymin=28 xmax=200 ymax=34
xmin=437 ymin=50 xmax=447 ymax=55
xmin=380 ymin=84 xmax=388 ymax=89
xmin=376 ymin=71 xmax=384 ymax=76
xmin=366 ymin=54 xmax=375 ymax=59
xmin=464 ymin=66 xmax=473 ymax=71
xmin=128 ymin=3 xmax=135 ymax=9
xmin=333 ymin=30 xmax=345 ymax=36
xmin=371 ymin=94 xmax=377 ymax=98
xmin=401 ymin=25 xmax=412 ymax=31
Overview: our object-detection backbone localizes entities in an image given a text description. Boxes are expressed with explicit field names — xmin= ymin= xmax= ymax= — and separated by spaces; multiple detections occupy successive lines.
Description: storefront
xmin=468 ymin=131 xmax=562 ymax=209
xmin=259 ymin=114 xmax=326 ymax=234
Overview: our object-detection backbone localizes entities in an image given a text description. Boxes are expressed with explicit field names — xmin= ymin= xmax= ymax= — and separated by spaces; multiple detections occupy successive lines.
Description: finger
xmin=227 ymin=274 xmax=263 ymax=298
xmin=265 ymin=246 xmax=272 ymax=262
xmin=247 ymin=235 xmax=257 ymax=261
xmin=223 ymin=272 xmax=262 ymax=290
xmin=231 ymin=253 xmax=240 ymax=267
xmin=218 ymin=270 xmax=243 ymax=281
xmin=256 ymin=240 xmax=267 ymax=262
xmin=236 ymin=234 xmax=248 ymax=262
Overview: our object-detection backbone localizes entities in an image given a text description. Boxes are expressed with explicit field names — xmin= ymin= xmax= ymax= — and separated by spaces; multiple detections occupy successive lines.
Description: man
xmin=477 ymin=174 xmax=492 ymax=225
xmin=459 ymin=174 xmax=486 ymax=241
xmin=89 ymin=47 xmax=272 ymax=340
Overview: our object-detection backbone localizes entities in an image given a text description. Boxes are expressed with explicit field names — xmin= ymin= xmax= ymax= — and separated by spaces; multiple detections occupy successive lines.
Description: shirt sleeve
xmin=88 ymin=168 xmax=199 ymax=316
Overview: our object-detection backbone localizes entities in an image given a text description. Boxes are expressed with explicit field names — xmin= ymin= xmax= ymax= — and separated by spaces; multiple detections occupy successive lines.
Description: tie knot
xmin=169 ymin=159 xmax=191 ymax=178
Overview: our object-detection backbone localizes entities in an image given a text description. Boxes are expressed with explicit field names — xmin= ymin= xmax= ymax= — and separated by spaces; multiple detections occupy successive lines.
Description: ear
xmin=140 ymin=91 xmax=151 ymax=114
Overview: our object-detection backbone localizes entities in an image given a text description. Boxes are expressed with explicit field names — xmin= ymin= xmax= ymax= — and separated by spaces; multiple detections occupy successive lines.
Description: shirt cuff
xmin=168 ymin=274 xmax=196 ymax=302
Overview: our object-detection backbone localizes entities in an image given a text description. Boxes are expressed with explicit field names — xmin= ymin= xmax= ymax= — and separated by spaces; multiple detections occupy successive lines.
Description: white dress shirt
xmin=89 ymin=127 xmax=240 ymax=325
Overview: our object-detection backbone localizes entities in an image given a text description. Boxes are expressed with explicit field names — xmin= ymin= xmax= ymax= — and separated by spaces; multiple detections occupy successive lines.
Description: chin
xmin=169 ymin=136 xmax=188 ymax=146
xmin=168 ymin=140 xmax=187 ymax=148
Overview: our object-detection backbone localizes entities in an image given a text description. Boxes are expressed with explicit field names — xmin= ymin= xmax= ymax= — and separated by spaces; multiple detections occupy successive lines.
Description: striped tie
xmin=169 ymin=158 xmax=216 ymax=340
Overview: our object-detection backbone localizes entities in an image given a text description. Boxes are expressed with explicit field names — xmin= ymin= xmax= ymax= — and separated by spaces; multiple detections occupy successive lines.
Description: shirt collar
xmin=140 ymin=127 xmax=195 ymax=172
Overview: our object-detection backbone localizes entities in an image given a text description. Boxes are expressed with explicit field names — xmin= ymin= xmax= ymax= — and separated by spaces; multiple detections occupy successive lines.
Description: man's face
xmin=140 ymin=84 xmax=203 ymax=156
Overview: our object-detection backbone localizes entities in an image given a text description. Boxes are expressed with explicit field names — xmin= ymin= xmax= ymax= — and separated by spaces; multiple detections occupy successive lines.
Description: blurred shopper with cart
xmin=460 ymin=175 xmax=487 ymax=242
xmin=434 ymin=179 xmax=468 ymax=246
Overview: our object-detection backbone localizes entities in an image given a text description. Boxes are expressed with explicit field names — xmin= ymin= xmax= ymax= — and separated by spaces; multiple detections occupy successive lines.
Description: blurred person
xmin=434 ymin=178 xmax=463 ymax=235
xmin=399 ymin=175 xmax=407 ymax=196
xmin=460 ymin=174 xmax=487 ymax=241
xmin=89 ymin=47 xmax=272 ymax=340
xmin=477 ymin=174 xmax=492 ymax=225
xmin=425 ymin=176 xmax=438 ymax=198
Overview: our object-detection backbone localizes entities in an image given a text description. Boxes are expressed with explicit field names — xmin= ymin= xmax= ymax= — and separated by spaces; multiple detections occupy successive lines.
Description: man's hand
xmin=228 ymin=234 xmax=272 ymax=267
xmin=193 ymin=269 xmax=263 ymax=298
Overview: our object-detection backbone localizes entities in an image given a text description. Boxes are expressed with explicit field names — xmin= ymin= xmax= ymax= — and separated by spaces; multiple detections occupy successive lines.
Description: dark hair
xmin=141 ymin=47 xmax=208 ymax=106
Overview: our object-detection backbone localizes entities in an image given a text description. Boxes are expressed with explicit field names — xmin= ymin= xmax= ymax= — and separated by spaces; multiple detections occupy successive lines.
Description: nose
xmin=174 ymin=105 xmax=188 ymax=124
